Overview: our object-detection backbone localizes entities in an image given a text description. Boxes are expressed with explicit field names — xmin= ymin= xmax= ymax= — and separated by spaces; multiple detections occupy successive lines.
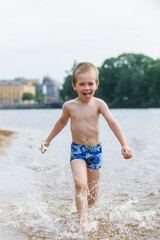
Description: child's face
xmin=72 ymin=72 xmax=98 ymax=102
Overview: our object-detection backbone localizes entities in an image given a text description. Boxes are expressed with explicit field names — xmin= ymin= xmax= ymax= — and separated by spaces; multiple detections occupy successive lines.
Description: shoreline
xmin=0 ymin=101 xmax=64 ymax=110
xmin=0 ymin=129 xmax=15 ymax=156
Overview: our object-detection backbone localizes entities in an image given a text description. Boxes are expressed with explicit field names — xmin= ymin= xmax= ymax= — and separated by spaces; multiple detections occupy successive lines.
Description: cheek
xmin=91 ymin=86 xmax=97 ymax=91
xmin=78 ymin=86 xmax=84 ymax=90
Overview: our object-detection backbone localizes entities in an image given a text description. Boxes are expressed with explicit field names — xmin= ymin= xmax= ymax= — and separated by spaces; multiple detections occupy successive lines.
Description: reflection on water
xmin=0 ymin=109 xmax=160 ymax=239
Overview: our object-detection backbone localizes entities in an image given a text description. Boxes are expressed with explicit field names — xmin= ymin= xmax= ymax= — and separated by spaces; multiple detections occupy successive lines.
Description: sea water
xmin=0 ymin=109 xmax=159 ymax=240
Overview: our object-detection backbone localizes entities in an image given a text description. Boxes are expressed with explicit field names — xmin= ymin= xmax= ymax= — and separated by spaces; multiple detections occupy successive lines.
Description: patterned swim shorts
xmin=70 ymin=142 xmax=103 ymax=170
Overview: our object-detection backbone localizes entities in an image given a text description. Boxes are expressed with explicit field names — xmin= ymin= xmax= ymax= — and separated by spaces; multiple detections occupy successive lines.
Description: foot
xmin=76 ymin=221 xmax=88 ymax=231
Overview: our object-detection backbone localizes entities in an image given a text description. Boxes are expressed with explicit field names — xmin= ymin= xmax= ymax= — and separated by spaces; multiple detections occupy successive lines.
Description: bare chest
xmin=70 ymin=105 xmax=99 ymax=123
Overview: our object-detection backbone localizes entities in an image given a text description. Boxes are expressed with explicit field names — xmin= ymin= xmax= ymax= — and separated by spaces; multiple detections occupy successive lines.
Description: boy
xmin=40 ymin=62 xmax=132 ymax=231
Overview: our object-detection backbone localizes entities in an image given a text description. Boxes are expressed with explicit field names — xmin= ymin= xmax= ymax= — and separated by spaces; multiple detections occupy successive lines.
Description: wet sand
xmin=0 ymin=130 xmax=27 ymax=240
xmin=0 ymin=130 xmax=45 ymax=240
xmin=0 ymin=129 xmax=15 ymax=156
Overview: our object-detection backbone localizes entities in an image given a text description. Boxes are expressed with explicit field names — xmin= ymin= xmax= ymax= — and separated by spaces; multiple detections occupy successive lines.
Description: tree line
xmin=22 ymin=90 xmax=44 ymax=102
xmin=60 ymin=53 xmax=160 ymax=108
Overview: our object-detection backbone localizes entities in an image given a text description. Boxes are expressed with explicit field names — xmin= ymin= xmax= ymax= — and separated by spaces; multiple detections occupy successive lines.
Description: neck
xmin=77 ymin=96 xmax=94 ymax=104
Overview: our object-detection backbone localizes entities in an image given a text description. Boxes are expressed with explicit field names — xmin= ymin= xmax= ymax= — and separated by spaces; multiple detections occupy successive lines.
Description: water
xmin=0 ymin=109 xmax=160 ymax=240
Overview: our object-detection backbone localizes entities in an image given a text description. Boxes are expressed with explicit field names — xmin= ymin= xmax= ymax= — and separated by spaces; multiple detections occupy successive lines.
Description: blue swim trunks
xmin=70 ymin=142 xmax=103 ymax=170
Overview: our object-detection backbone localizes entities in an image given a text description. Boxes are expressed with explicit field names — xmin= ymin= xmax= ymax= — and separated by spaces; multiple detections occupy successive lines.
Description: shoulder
xmin=94 ymin=97 xmax=108 ymax=108
xmin=62 ymin=99 xmax=77 ymax=112
xmin=93 ymin=98 xmax=110 ymax=115
xmin=63 ymin=99 xmax=76 ymax=108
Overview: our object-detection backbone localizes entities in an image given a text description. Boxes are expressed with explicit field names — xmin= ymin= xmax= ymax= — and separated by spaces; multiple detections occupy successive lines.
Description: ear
xmin=72 ymin=82 xmax=77 ymax=91
xmin=96 ymin=82 xmax=99 ymax=89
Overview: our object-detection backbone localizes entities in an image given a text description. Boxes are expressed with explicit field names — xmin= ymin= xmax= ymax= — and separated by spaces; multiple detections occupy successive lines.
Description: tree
xmin=60 ymin=61 xmax=77 ymax=100
xmin=146 ymin=59 xmax=160 ymax=107
xmin=60 ymin=54 xmax=160 ymax=108
xmin=22 ymin=92 xmax=34 ymax=101
xmin=96 ymin=58 xmax=119 ymax=103
xmin=60 ymin=74 xmax=77 ymax=100
xmin=97 ymin=53 xmax=154 ymax=107
xmin=35 ymin=90 xmax=44 ymax=102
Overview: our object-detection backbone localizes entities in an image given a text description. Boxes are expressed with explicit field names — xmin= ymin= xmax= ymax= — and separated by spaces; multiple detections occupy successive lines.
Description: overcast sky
xmin=0 ymin=0 xmax=160 ymax=83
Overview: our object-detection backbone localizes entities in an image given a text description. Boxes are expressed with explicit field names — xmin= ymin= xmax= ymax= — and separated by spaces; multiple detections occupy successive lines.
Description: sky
xmin=0 ymin=0 xmax=160 ymax=83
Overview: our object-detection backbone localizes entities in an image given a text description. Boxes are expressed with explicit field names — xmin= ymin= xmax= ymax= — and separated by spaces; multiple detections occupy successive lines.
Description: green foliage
xmin=35 ymin=90 xmax=44 ymax=102
xmin=60 ymin=74 xmax=77 ymax=100
xmin=146 ymin=59 xmax=160 ymax=107
xmin=60 ymin=63 xmax=78 ymax=100
xmin=60 ymin=54 xmax=160 ymax=108
xmin=97 ymin=53 xmax=155 ymax=107
xmin=22 ymin=92 xmax=34 ymax=101
xmin=14 ymin=98 xmax=19 ymax=103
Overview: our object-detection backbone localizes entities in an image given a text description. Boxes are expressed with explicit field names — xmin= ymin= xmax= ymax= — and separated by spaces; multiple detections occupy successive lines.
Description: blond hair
xmin=72 ymin=62 xmax=99 ymax=85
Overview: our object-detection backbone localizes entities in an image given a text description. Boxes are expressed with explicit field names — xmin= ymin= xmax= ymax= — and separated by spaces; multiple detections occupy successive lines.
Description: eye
xmin=89 ymin=82 xmax=94 ymax=86
xmin=80 ymin=83 xmax=84 ymax=86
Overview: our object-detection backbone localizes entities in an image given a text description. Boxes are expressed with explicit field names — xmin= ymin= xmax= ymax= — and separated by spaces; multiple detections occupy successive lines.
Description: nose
xmin=84 ymin=84 xmax=89 ymax=90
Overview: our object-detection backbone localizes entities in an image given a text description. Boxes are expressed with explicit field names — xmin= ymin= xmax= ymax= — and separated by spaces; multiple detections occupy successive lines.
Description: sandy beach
xmin=0 ymin=129 xmax=15 ymax=156
xmin=0 ymin=129 xmax=29 ymax=239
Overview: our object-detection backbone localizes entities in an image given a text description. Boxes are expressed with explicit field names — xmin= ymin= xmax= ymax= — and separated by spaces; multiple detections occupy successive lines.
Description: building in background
xmin=0 ymin=78 xmax=36 ymax=104
xmin=0 ymin=76 xmax=62 ymax=105
xmin=41 ymin=76 xmax=62 ymax=102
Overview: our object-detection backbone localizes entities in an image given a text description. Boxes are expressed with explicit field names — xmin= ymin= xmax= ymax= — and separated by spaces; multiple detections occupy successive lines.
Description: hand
xmin=121 ymin=145 xmax=132 ymax=159
xmin=40 ymin=141 xmax=50 ymax=154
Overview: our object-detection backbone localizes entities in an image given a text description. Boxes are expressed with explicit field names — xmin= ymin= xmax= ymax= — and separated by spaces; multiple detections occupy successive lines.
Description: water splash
xmin=0 ymin=109 xmax=160 ymax=239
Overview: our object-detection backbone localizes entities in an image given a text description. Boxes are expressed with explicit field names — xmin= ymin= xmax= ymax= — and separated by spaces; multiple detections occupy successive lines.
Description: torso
xmin=66 ymin=97 xmax=101 ymax=145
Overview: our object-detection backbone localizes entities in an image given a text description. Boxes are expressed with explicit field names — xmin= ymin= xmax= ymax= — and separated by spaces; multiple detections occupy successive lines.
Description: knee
xmin=75 ymin=180 xmax=88 ymax=193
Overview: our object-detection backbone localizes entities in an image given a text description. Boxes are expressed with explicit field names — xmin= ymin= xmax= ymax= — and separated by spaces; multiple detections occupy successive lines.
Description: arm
xmin=40 ymin=103 xmax=70 ymax=153
xmin=99 ymin=100 xmax=132 ymax=159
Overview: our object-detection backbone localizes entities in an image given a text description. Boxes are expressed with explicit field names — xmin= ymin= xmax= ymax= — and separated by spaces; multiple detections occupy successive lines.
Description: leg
xmin=87 ymin=168 xmax=100 ymax=207
xmin=70 ymin=159 xmax=88 ymax=230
